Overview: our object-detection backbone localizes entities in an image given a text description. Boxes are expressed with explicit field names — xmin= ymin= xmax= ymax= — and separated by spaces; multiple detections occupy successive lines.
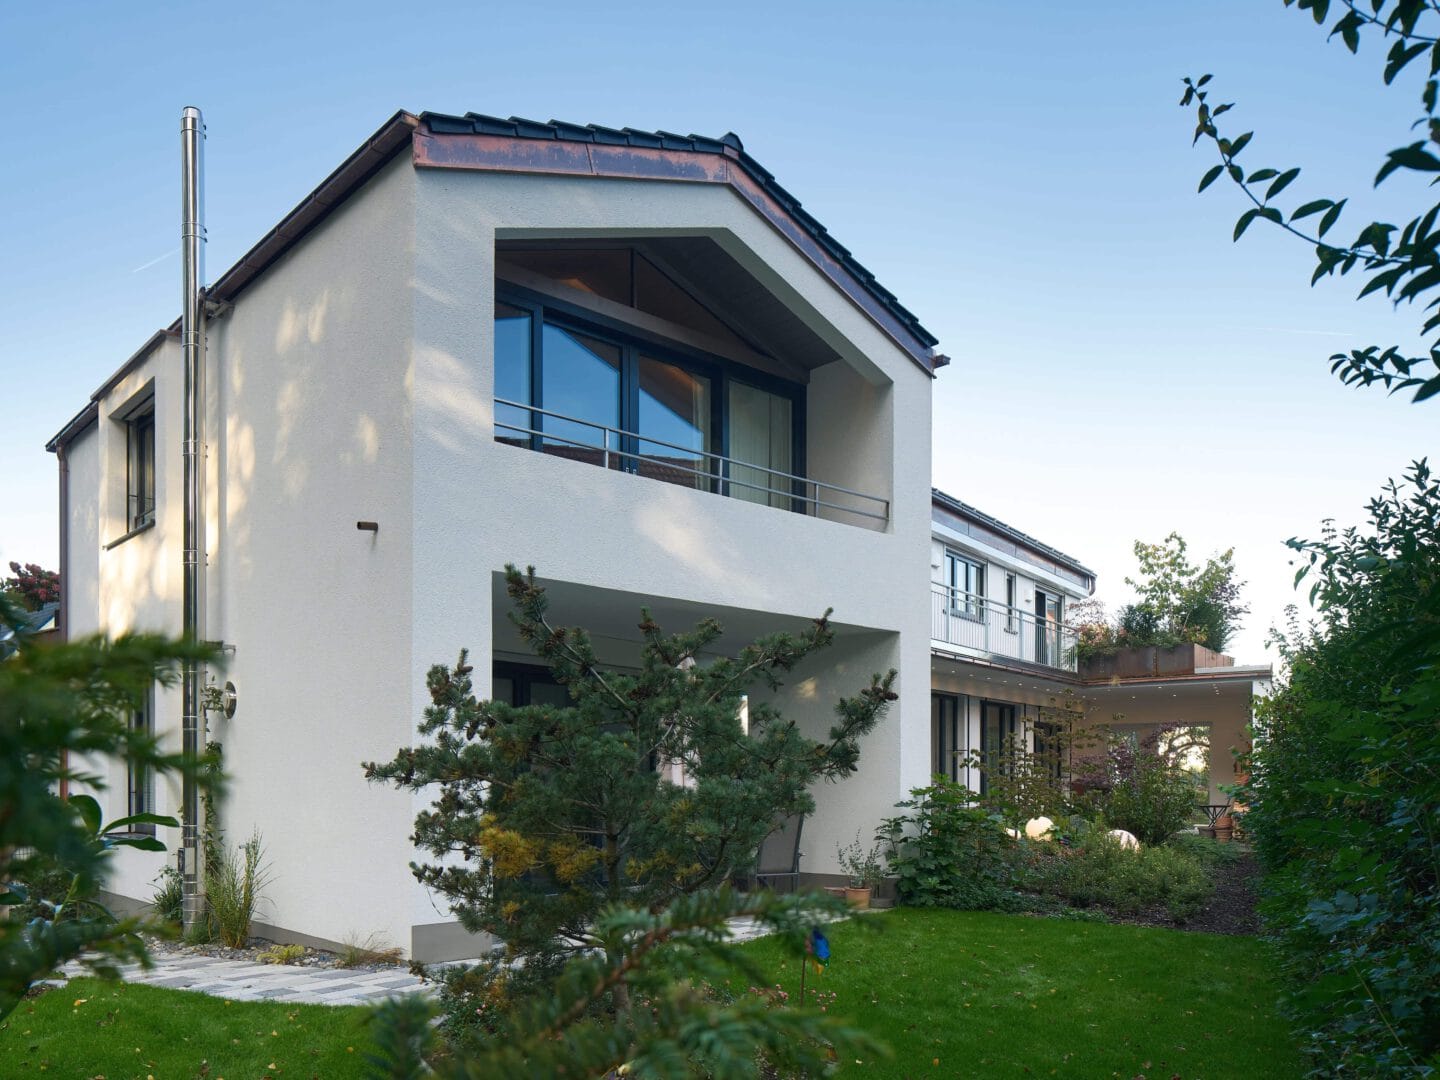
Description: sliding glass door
xmin=727 ymin=380 xmax=793 ymax=508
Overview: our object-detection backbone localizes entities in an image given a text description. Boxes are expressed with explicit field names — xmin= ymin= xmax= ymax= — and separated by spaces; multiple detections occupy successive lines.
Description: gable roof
xmin=49 ymin=108 xmax=945 ymax=451
xmin=418 ymin=112 xmax=940 ymax=364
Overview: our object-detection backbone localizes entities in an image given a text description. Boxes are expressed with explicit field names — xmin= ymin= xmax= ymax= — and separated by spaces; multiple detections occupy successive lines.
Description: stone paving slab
xmin=58 ymin=954 xmax=430 ymax=1006
xmin=55 ymin=914 xmax=783 ymax=1006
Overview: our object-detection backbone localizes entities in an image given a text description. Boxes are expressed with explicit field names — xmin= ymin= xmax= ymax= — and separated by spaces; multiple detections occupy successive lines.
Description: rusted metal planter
xmin=1079 ymin=643 xmax=1234 ymax=681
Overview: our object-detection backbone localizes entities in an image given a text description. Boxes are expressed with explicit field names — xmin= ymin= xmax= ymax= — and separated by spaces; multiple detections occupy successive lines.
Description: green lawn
xmin=0 ymin=913 xmax=1301 ymax=1079
xmin=0 ymin=978 xmax=373 ymax=1079
xmin=734 ymin=908 xmax=1301 ymax=1080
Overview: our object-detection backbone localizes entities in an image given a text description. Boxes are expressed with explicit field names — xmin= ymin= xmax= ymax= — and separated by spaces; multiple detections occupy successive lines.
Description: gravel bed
xmin=140 ymin=932 xmax=406 ymax=973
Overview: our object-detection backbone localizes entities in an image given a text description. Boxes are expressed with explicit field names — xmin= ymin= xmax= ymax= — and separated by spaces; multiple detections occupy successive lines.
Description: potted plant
xmin=836 ymin=834 xmax=886 ymax=909
xmin=1213 ymin=812 xmax=1234 ymax=843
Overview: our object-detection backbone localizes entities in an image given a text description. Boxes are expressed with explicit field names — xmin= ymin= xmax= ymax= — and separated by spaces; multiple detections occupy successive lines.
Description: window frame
xmin=944 ymin=550 xmax=986 ymax=620
xmin=494 ymin=282 xmax=807 ymax=503
xmin=1004 ymin=573 xmax=1018 ymax=633
xmin=125 ymin=402 xmax=156 ymax=533
xmin=127 ymin=691 xmax=156 ymax=837
xmin=978 ymin=700 xmax=1017 ymax=796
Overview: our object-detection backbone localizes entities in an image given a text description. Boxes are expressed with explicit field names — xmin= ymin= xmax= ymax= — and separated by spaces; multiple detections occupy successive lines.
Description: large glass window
xmin=932 ymin=693 xmax=966 ymax=783
xmin=727 ymin=381 xmax=793 ymax=508
xmin=493 ymin=291 xmax=802 ymax=503
xmin=978 ymin=701 xmax=1017 ymax=796
xmin=541 ymin=324 xmax=622 ymax=467
xmin=945 ymin=551 xmax=985 ymax=618
xmin=638 ymin=356 xmax=711 ymax=489
xmin=494 ymin=302 xmax=533 ymax=447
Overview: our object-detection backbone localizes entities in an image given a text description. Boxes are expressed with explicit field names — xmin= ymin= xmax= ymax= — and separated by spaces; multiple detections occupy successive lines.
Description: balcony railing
xmin=494 ymin=398 xmax=890 ymax=528
xmin=931 ymin=584 xmax=1078 ymax=671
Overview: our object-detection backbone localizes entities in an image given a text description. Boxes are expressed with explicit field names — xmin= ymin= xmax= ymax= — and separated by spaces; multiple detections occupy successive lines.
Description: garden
xmin=5 ymin=485 xmax=1437 ymax=1076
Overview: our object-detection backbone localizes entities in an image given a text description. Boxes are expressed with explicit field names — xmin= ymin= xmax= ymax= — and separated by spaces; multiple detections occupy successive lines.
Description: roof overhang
xmin=47 ymin=108 xmax=943 ymax=453
xmin=413 ymin=112 xmax=942 ymax=374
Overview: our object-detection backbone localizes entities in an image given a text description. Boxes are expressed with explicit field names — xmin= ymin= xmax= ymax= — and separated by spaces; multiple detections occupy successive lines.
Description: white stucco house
xmin=47 ymin=110 xmax=945 ymax=961
xmin=927 ymin=489 xmax=1271 ymax=808
xmin=47 ymin=110 xmax=1268 ymax=961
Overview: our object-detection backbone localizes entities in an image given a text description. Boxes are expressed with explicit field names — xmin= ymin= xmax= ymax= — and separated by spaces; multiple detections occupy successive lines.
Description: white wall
xmin=202 ymin=153 xmax=418 ymax=951
xmin=59 ymin=153 xmax=937 ymax=955
xmin=410 ymin=168 xmax=935 ymax=894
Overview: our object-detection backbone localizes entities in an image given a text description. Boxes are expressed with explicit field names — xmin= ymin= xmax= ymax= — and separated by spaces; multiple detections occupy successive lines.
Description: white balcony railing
xmin=495 ymin=398 xmax=890 ymax=527
xmin=931 ymin=584 xmax=1078 ymax=672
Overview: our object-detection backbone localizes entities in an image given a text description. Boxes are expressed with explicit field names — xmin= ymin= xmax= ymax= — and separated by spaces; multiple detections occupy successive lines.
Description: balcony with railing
xmin=494 ymin=399 xmax=890 ymax=528
xmin=930 ymin=584 xmax=1078 ymax=672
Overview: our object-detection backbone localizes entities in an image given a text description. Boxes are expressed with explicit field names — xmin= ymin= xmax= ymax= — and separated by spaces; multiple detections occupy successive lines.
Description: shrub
xmin=880 ymin=779 xmax=1019 ymax=910
xmin=257 ymin=943 xmax=306 ymax=965
xmin=1020 ymin=830 xmax=1213 ymax=922
xmin=1246 ymin=462 xmax=1440 ymax=1074
xmin=150 ymin=866 xmax=184 ymax=926
xmin=204 ymin=830 xmax=269 ymax=948
xmin=836 ymin=833 xmax=886 ymax=889
xmin=337 ymin=932 xmax=404 ymax=968
xmin=1074 ymin=727 xmax=1199 ymax=846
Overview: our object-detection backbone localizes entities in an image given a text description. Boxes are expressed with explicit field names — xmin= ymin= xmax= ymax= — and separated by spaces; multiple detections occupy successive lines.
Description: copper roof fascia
xmin=412 ymin=128 xmax=941 ymax=376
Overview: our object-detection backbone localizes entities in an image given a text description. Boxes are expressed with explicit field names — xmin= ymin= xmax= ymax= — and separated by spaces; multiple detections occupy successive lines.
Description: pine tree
xmin=364 ymin=564 xmax=896 ymax=1005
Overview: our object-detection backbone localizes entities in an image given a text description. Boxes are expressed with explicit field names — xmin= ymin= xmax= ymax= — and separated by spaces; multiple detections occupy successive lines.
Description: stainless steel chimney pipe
xmin=180 ymin=106 xmax=206 ymax=931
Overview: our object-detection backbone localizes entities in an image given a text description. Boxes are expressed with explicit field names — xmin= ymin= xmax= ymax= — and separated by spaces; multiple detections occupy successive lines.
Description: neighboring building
xmin=47 ymin=111 xmax=944 ymax=960
xmin=0 ymin=600 xmax=59 ymax=659
xmin=928 ymin=489 xmax=1270 ymax=807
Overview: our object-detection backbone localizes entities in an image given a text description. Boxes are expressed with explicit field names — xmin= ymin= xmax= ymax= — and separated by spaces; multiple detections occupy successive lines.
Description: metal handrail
xmin=930 ymin=583 xmax=1079 ymax=671
xmin=494 ymin=398 xmax=890 ymax=525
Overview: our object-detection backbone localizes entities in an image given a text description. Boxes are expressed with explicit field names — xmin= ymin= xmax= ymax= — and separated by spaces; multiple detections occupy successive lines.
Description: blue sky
xmin=1 ymin=0 xmax=1435 ymax=661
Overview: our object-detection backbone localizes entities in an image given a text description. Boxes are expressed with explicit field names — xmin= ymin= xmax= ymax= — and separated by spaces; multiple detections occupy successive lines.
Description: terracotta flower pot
xmin=1213 ymin=814 xmax=1234 ymax=843
xmin=844 ymin=886 xmax=872 ymax=909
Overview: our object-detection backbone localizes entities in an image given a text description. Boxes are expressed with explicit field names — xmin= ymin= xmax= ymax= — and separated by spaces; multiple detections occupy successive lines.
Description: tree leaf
xmin=1234 ymin=208 xmax=1262 ymax=241
xmin=1268 ymin=168 xmax=1302 ymax=199
xmin=1249 ymin=168 xmax=1280 ymax=183
xmin=1319 ymin=200 xmax=1347 ymax=237
xmin=1411 ymin=373 xmax=1440 ymax=401
xmin=108 ymin=836 xmax=167 ymax=853
xmin=1229 ymin=131 xmax=1254 ymax=158
xmin=102 ymin=813 xmax=180 ymax=834
xmin=1292 ymin=198 xmax=1334 ymax=220
xmin=69 ymin=794 xmax=102 ymax=836
xmin=1199 ymin=164 xmax=1225 ymax=192
xmin=1376 ymin=143 xmax=1440 ymax=186
xmin=1384 ymin=40 xmax=1429 ymax=85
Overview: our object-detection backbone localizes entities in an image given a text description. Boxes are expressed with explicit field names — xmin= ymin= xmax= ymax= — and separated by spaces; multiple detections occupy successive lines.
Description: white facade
xmin=926 ymin=491 xmax=1269 ymax=807
xmin=51 ymin=114 xmax=941 ymax=960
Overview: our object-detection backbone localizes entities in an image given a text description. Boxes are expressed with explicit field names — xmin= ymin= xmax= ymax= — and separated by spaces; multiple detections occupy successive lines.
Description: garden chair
xmin=753 ymin=813 xmax=805 ymax=894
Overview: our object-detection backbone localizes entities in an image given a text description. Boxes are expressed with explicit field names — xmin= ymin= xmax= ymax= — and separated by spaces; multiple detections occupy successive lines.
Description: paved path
xmin=60 ymin=956 xmax=429 ymax=1007
xmin=56 ymin=915 xmax=781 ymax=1007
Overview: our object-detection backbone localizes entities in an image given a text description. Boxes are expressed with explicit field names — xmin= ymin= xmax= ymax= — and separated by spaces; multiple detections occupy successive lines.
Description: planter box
xmin=1080 ymin=643 xmax=1233 ymax=681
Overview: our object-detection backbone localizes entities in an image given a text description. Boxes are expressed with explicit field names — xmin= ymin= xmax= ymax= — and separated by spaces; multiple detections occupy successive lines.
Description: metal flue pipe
xmin=180 ymin=106 xmax=207 ymax=931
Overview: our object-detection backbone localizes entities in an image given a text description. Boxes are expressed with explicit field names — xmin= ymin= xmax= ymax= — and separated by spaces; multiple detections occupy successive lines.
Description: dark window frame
xmin=126 ymin=405 xmax=156 ymax=532
xmin=495 ymin=282 xmax=808 ymax=505
xmin=978 ymin=700 xmax=1017 ymax=796
xmin=931 ymin=692 xmax=967 ymax=784
xmin=127 ymin=692 xmax=155 ymax=836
